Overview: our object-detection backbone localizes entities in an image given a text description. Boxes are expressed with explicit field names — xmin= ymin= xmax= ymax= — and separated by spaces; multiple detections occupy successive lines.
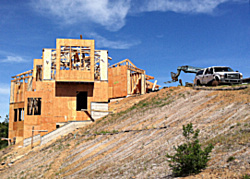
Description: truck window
xmin=196 ymin=70 xmax=204 ymax=76
xmin=214 ymin=67 xmax=234 ymax=72
xmin=205 ymin=68 xmax=213 ymax=74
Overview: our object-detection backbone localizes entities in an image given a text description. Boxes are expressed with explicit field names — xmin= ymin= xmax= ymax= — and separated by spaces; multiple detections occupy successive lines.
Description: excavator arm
xmin=171 ymin=65 xmax=204 ymax=82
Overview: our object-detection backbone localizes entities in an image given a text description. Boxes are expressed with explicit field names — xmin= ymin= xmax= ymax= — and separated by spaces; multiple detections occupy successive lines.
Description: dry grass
xmin=0 ymin=86 xmax=249 ymax=178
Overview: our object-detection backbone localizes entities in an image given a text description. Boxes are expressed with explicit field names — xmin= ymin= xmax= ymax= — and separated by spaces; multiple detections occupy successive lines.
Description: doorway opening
xmin=77 ymin=92 xmax=87 ymax=111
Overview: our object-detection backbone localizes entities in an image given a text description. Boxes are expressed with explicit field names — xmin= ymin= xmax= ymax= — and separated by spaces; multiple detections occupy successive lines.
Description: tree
xmin=4 ymin=115 xmax=9 ymax=123
xmin=166 ymin=123 xmax=214 ymax=177
xmin=0 ymin=114 xmax=9 ymax=149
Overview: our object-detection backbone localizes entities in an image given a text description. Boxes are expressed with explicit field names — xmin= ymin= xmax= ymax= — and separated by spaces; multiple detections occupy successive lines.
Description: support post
xmin=31 ymin=128 xmax=48 ymax=148
xmin=141 ymin=74 xmax=145 ymax=94
xmin=127 ymin=70 xmax=131 ymax=95
xmin=22 ymin=78 xmax=25 ymax=101
xmin=10 ymin=82 xmax=15 ymax=103
xmin=31 ymin=126 xmax=34 ymax=149
xmin=152 ymin=80 xmax=157 ymax=91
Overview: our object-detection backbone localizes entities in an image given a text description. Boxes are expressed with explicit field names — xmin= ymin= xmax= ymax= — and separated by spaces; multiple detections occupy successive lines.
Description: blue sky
xmin=0 ymin=0 xmax=249 ymax=121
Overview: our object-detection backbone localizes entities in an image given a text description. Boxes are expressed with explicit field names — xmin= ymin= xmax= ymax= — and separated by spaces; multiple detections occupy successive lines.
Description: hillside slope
xmin=0 ymin=86 xmax=249 ymax=178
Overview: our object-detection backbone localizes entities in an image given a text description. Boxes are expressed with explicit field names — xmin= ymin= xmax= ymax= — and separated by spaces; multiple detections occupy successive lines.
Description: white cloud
xmin=138 ymin=0 xmax=222 ymax=13
xmin=32 ymin=0 xmax=247 ymax=31
xmin=1 ymin=56 xmax=28 ymax=63
xmin=33 ymin=0 xmax=131 ymax=31
xmin=137 ymin=0 xmax=246 ymax=14
xmin=87 ymin=33 xmax=141 ymax=49
xmin=0 ymin=88 xmax=9 ymax=95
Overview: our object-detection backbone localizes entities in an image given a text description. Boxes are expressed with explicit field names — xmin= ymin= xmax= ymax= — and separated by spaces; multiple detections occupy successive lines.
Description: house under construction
xmin=8 ymin=37 xmax=159 ymax=144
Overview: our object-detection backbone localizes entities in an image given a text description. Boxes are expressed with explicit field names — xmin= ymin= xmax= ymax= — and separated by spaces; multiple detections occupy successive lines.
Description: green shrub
xmin=166 ymin=123 xmax=214 ymax=177
xmin=243 ymin=174 xmax=250 ymax=179
xmin=0 ymin=121 xmax=9 ymax=149
xmin=227 ymin=156 xmax=235 ymax=162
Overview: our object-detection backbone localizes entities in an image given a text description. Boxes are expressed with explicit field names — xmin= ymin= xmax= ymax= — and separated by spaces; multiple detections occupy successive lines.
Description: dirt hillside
xmin=0 ymin=86 xmax=249 ymax=178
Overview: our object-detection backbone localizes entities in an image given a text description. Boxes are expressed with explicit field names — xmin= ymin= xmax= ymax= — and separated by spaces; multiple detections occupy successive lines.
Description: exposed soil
xmin=0 ymin=86 xmax=249 ymax=178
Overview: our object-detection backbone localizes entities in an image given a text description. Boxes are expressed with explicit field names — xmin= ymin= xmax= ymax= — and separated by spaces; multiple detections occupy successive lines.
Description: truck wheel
xmin=212 ymin=80 xmax=219 ymax=86
xmin=197 ymin=80 xmax=201 ymax=86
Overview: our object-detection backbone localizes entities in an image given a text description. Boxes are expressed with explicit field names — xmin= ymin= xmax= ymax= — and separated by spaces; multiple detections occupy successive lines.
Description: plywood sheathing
xmin=127 ymin=70 xmax=131 ymax=95
xmin=9 ymin=80 xmax=108 ymax=141
xmin=108 ymin=65 xmax=128 ymax=98
xmin=24 ymin=80 xmax=108 ymax=138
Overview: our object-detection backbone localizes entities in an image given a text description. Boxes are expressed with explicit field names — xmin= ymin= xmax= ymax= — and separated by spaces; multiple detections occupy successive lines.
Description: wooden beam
xmin=11 ymin=76 xmax=32 ymax=82
xmin=146 ymin=75 xmax=154 ymax=80
xmin=11 ymin=70 xmax=33 ymax=78
xmin=109 ymin=59 xmax=137 ymax=68
xmin=128 ymin=66 xmax=145 ymax=74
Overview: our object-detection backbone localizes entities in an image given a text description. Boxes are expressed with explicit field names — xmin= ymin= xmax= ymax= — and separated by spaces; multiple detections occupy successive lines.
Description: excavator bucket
xmin=171 ymin=72 xmax=179 ymax=82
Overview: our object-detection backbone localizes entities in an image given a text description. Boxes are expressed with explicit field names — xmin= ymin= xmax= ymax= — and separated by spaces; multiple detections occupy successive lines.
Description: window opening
xmin=36 ymin=65 xmax=42 ymax=81
xmin=27 ymin=98 xmax=33 ymax=115
xmin=27 ymin=98 xmax=42 ymax=115
xmin=14 ymin=109 xmax=18 ymax=122
xmin=18 ymin=108 xmax=22 ymax=121
xmin=60 ymin=46 xmax=90 ymax=71
xmin=34 ymin=98 xmax=41 ymax=115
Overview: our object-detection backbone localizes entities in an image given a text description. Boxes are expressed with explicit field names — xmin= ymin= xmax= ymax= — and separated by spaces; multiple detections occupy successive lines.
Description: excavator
xmin=168 ymin=65 xmax=250 ymax=86
xmin=165 ymin=65 xmax=204 ymax=85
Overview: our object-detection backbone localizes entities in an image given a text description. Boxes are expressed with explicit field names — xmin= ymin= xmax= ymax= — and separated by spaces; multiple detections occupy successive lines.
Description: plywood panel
xmin=99 ymin=50 xmax=108 ymax=81
xmin=13 ymin=121 xmax=24 ymax=137
xmin=108 ymin=65 xmax=128 ymax=98
xmin=43 ymin=49 xmax=52 ymax=80
xmin=93 ymin=81 xmax=109 ymax=102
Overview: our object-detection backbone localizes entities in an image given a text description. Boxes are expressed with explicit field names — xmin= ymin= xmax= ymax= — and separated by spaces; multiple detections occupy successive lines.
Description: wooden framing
xmin=108 ymin=58 xmax=157 ymax=98
xmin=8 ymin=37 xmax=158 ymax=145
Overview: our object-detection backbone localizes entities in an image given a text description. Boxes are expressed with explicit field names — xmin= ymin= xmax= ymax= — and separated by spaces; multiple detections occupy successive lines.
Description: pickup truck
xmin=194 ymin=66 xmax=243 ymax=86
